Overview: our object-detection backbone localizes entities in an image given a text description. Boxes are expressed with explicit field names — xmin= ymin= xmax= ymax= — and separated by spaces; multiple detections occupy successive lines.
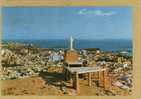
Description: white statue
xmin=70 ymin=36 xmax=74 ymax=50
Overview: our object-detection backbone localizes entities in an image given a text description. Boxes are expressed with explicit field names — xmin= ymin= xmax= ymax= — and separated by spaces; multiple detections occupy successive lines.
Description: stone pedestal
xmin=65 ymin=50 xmax=78 ymax=64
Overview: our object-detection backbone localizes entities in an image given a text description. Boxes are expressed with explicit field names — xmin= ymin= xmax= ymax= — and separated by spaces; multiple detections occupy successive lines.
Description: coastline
xmin=2 ymin=39 xmax=132 ymax=52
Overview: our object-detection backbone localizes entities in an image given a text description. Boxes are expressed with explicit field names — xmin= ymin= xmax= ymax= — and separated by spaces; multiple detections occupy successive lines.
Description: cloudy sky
xmin=2 ymin=7 xmax=132 ymax=40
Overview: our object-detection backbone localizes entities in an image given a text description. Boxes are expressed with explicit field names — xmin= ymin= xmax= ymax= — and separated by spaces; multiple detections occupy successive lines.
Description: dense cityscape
xmin=1 ymin=42 xmax=132 ymax=95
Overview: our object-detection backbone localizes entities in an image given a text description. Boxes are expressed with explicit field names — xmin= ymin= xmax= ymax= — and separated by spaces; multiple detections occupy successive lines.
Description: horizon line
xmin=2 ymin=38 xmax=132 ymax=41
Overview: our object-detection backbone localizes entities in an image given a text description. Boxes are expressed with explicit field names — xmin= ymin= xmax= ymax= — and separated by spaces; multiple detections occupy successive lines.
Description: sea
xmin=2 ymin=39 xmax=132 ymax=52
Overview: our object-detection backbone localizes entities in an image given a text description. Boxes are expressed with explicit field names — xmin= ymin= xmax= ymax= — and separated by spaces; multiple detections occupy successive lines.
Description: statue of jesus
xmin=70 ymin=36 xmax=74 ymax=50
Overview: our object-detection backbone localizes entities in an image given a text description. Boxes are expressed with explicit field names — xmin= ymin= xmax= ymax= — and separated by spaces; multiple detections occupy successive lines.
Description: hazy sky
xmin=2 ymin=7 xmax=132 ymax=40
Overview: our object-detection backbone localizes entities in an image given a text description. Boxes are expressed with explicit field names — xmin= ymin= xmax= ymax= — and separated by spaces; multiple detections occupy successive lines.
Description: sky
xmin=2 ymin=7 xmax=132 ymax=40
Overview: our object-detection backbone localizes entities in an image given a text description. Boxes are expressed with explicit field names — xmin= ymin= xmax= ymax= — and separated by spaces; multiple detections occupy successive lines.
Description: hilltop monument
xmin=64 ymin=36 xmax=80 ymax=66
